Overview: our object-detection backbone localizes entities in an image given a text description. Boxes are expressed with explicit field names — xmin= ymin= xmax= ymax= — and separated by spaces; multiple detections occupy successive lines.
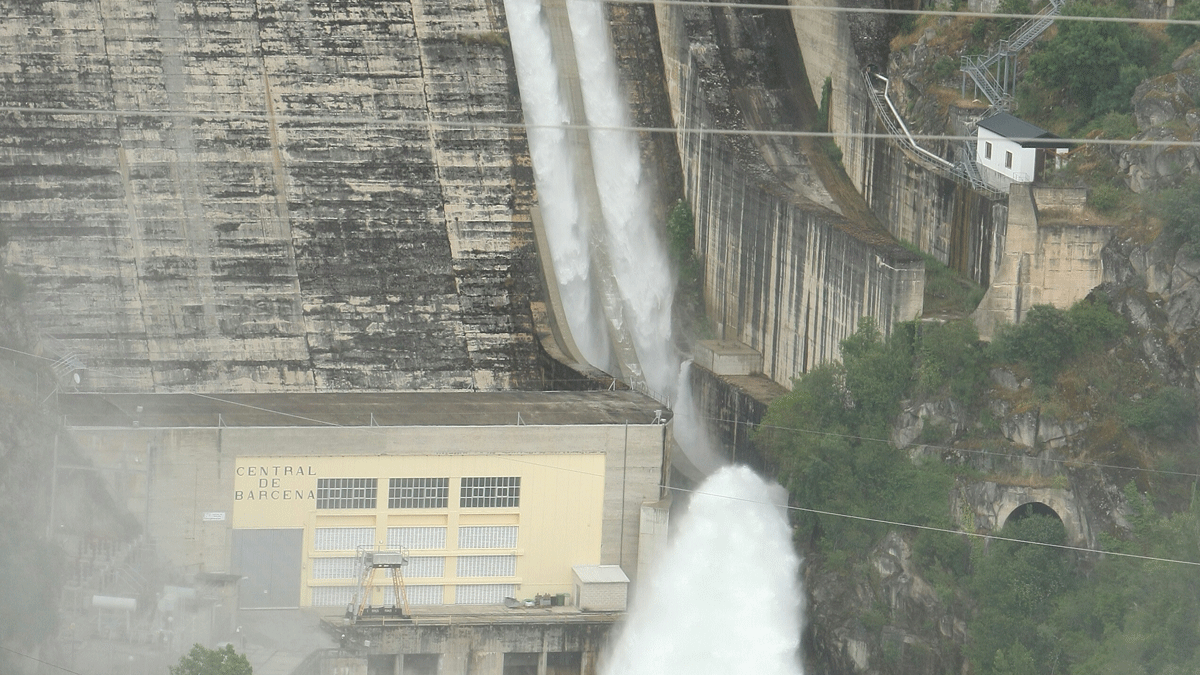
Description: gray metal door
xmin=231 ymin=529 xmax=303 ymax=609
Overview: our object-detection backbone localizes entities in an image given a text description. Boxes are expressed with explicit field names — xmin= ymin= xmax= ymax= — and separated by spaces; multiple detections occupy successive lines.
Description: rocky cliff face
xmin=1119 ymin=44 xmax=1200 ymax=193
xmin=0 ymin=0 xmax=542 ymax=392
xmin=1103 ymin=231 xmax=1200 ymax=386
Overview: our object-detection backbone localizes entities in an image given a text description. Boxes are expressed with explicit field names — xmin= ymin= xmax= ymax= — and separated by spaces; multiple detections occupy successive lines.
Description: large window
xmin=316 ymin=478 xmax=377 ymax=509
xmin=404 ymin=556 xmax=446 ymax=579
xmin=311 ymin=585 xmax=357 ymax=607
xmin=459 ymin=525 xmax=518 ymax=549
xmin=460 ymin=476 xmax=521 ymax=508
xmin=387 ymin=585 xmax=444 ymax=606
xmin=389 ymin=478 xmax=449 ymax=509
xmin=387 ymin=526 xmax=447 ymax=550
xmin=457 ymin=555 xmax=516 ymax=578
xmin=311 ymin=557 xmax=359 ymax=579
xmin=313 ymin=527 xmax=375 ymax=551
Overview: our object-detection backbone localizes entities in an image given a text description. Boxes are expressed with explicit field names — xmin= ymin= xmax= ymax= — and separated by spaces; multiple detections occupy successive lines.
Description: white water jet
xmin=565 ymin=0 xmax=679 ymax=397
xmin=602 ymin=466 xmax=805 ymax=675
xmin=503 ymin=0 xmax=615 ymax=371
xmin=670 ymin=361 xmax=725 ymax=477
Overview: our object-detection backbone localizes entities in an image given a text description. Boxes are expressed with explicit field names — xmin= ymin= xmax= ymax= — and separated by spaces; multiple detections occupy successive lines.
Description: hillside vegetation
xmin=756 ymin=298 xmax=1200 ymax=675
xmin=891 ymin=0 xmax=1200 ymax=222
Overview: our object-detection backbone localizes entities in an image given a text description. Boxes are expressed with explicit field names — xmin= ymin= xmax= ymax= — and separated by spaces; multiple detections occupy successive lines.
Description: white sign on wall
xmin=202 ymin=511 xmax=227 ymax=522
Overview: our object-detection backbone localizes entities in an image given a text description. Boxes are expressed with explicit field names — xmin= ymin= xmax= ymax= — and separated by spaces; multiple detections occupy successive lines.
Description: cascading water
xmin=601 ymin=466 xmax=805 ymax=675
xmin=505 ymin=0 xmax=804 ymax=671
xmin=507 ymin=0 xmax=725 ymax=472
xmin=503 ymin=0 xmax=615 ymax=371
xmin=564 ymin=0 xmax=678 ymax=397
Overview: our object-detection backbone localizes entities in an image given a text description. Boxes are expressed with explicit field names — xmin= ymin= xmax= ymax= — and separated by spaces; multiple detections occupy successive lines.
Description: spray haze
xmin=602 ymin=466 xmax=805 ymax=675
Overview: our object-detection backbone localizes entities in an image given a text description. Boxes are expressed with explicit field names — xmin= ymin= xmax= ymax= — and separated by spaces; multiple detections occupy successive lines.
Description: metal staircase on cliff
xmin=862 ymin=71 xmax=1003 ymax=199
xmin=960 ymin=0 xmax=1068 ymax=112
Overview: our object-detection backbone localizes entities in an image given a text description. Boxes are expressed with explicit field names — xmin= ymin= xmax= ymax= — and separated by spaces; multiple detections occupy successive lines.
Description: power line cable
xmin=21 ymin=359 xmax=1200 ymax=565
xmin=0 ymin=645 xmax=84 ymax=675
xmin=664 ymin=482 xmax=1200 ymax=566
xmin=33 ymin=346 xmax=1197 ymax=483
xmin=602 ymin=0 xmax=1200 ymax=26
xmin=0 ymin=107 xmax=1191 ymax=149
xmin=707 ymin=414 xmax=1200 ymax=480
xmin=3 ymin=0 xmax=1198 ymax=27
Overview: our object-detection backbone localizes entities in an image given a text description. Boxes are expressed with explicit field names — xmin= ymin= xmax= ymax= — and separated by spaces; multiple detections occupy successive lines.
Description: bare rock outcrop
xmin=1119 ymin=45 xmax=1200 ymax=192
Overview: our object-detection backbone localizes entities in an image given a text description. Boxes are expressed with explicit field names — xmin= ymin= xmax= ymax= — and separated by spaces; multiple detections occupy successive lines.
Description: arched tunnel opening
xmin=1001 ymin=501 xmax=1068 ymax=545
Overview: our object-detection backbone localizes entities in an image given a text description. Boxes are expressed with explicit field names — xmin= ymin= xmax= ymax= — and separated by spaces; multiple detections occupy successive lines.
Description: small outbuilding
xmin=975 ymin=113 xmax=1071 ymax=191
xmin=572 ymin=564 xmax=629 ymax=612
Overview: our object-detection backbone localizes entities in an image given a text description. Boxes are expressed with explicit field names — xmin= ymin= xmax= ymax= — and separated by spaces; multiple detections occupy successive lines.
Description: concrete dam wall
xmin=655 ymin=3 xmax=924 ymax=388
xmin=3 ymin=0 xmax=927 ymax=397
xmin=788 ymin=0 xmax=1003 ymax=285
xmin=0 ymin=0 xmax=542 ymax=392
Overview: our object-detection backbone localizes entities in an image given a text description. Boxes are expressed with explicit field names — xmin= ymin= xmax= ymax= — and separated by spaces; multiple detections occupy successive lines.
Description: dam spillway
xmin=0 ymin=0 xmax=927 ymax=397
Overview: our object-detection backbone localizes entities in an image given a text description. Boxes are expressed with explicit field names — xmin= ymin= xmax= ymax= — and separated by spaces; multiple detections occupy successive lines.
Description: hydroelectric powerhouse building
xmin=60 ymin=390 xmax=673 ymax=674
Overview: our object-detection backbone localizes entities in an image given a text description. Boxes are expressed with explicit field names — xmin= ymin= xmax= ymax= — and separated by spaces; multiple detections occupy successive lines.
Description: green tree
xmin=1167 ymin=0 xmax=1200 ymax=47
xmin=170 ymin=644 xmax=252 ymax=675
xmin=968 ymin=513 xmax=1073 ymax=675
xmin=1156 ymin=178 xmax=1200 ymax=256
xmin=1028 ymin=2 xmax=1153 ymax=116
xmin=914 ymin=319 xmax=988 ymax=405
xmin=840 ymin=318 xmax=914 ymax=432
xmin=990 ymin=299 xmax=1124 ymax=385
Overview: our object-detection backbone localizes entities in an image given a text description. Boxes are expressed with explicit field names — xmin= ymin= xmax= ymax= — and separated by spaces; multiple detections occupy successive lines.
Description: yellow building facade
xmin=62 ymin=391 xmax=670 ymax=613
xmin=231 ymin=452 xmax=606 ymax=608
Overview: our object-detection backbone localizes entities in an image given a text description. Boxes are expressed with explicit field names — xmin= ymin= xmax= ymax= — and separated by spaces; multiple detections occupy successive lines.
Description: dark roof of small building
xmin=60 ymin=390 xmax=671 ymax=428
xmin=977 ymin=113 xmax=1071 ymax=148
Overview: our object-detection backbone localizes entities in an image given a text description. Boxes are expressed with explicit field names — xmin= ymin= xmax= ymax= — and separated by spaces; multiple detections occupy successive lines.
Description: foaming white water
xmin=565 ymin=0 xmax=678 ymax=396
xmin=602 ymin=466 xmax=805 ymax=675
xmin=670 ymin=361 xmax=725 ymax=477
xmin=506 ymin=0 xmax=723 ymax=475
xmin=503 ymin=0 xmax=615 ymax=370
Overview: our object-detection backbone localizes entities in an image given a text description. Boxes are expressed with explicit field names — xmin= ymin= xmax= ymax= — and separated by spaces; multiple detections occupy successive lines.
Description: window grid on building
xmin=456 ymin=555 xmax=516 ymax=578
xmin=459 ymin=476 xmax=521 ymax=508
xmin=313 ymin=527 xmax=375 ymax=551
xmin=403 ymin=556 xmax=445 ymax=579
xmin=316 ymin=478 xmax=377 ymax=509
xmin=311 ymin=586 xmax=357 ymax=607
xmin=458 ymin=525 xmax=518 ymax=549
xmin=454 ymin=583 xmax=515 ymax=605
xmin=385 ymin=585 xmax=444 ymax=606
xmin=388 ymin=478 xmax=449 ymax=509
xmin=387 ymin=526 xmax=447 ymax=551
xmin=311 ymin=557 xmax=359 ymax=580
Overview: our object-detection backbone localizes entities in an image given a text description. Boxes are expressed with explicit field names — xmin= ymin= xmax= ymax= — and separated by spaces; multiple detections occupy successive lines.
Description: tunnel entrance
xmin=1008 ymin=497 xmax=1065 ymax=528
xmin=1003 ymin=499 xmax=1070 ymax=547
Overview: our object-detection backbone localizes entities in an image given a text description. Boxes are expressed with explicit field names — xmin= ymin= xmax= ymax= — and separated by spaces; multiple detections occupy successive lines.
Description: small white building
xmin=975 ymin=113 xmax=1070 ymax=192
xmin=572 ymin=564 xmax=630 ymax=612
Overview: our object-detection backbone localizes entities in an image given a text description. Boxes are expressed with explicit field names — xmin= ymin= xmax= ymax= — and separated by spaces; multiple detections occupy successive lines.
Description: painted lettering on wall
xmin=234 ymin=464 xmax=317 ymax=501
xmin=235 ymin=465 xmax=316 ymax=477
xmin=235 ymin=490 xmax=316 ymax=501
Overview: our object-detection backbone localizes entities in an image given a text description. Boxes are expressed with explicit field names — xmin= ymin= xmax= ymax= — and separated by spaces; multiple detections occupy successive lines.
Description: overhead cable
xmin=663 ymin=482 xmax=1200 ymax=566
xmin=0 ymin=107 xmax=1192 ymax=149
